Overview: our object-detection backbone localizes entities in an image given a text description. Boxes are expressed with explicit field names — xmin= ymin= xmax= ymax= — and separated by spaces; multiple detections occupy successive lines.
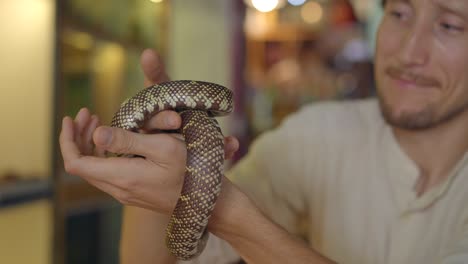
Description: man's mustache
xmin=385 ymin=66 xmax=440 ymax=87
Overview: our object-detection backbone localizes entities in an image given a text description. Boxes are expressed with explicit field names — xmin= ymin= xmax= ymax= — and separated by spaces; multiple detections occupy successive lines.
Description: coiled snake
xmin=110 ymin=80 xmax=233 ymax=260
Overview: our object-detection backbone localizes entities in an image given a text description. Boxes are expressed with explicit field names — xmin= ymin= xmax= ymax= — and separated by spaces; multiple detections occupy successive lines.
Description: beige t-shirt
xmin=186 ymin=98 xmax=468 ymax=264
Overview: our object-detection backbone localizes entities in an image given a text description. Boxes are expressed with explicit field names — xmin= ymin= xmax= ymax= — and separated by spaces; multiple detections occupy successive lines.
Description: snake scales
xmin=110 ymin=80 xmax=233 ymax=260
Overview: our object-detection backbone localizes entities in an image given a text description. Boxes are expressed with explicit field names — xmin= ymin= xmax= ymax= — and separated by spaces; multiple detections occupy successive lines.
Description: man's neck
xmin=392 ymin=111 xmax=468 ymax=196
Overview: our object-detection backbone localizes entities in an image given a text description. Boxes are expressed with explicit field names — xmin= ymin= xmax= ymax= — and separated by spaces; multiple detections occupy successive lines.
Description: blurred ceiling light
xmin=251 ymin=0 xmax=279 ymax=13
xmin=244 ymin=8 xmax=276 ymax=37
xmin=149 ymin=0 xmax=163 ymax=3
xmin=301 ymin=1 xmax=323 ymax=24
xmin=288 ymin=0 xmax=307 ymax=6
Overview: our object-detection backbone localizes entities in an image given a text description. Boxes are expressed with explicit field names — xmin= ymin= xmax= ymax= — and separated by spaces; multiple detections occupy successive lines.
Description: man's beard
xmin=377 ymin=91 xmax=468 ymax=131
xmin=376 ymin=65 xmax=468 ymax=130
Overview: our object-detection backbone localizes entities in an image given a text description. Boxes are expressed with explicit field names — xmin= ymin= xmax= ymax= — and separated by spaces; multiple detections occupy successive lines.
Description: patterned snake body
xmin=111 ymin=80 xmax=233 ymax=260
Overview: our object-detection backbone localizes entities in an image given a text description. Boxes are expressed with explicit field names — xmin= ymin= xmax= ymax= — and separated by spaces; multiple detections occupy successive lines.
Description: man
xmin=60 ymin=0 xmax=468 ymax=263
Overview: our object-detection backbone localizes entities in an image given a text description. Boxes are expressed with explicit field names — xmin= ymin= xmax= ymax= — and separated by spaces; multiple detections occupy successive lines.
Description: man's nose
xmin=397 ymin=22 xmax=431 ymax=67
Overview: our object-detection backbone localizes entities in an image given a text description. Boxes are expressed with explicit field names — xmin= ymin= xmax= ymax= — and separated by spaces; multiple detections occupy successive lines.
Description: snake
xmin=110 ymin=80 xmax=234 ymax=260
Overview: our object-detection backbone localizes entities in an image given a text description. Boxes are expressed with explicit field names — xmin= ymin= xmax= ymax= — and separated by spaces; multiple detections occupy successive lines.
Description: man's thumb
xmin=93 ymin=126 xmax=138 ymax=155
xmin=93 ymin=126 xmax=185 ymax=161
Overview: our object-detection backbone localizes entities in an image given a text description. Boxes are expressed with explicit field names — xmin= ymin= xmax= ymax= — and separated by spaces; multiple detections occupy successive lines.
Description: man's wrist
xmin=206 ymin=177 xmax=336 ymax=264
xmin=208 ymin=176 xmax=253 ymax=241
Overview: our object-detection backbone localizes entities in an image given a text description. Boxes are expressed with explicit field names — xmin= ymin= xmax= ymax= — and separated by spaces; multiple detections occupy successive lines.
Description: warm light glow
xmin=288 ymin=0 xmax=306 ymax=6
xmin=150 ymin=0 xmax=163 ymax=3
xmin=301 ymin=1 xmax=323 ymax=24
xmin=251 ymin=0 xmax=279 ymax=13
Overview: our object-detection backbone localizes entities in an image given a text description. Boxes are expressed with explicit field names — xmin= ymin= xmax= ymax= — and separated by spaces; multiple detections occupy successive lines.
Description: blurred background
xmin=0 ymin=0 xmax=382 ymax=263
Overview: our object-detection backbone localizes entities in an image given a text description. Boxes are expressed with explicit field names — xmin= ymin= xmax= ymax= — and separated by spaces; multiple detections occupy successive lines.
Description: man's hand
xmin=60 ymin=108 xmax=187 ymax=213
xmin=59 ymin=49 xmax=239 ymax=214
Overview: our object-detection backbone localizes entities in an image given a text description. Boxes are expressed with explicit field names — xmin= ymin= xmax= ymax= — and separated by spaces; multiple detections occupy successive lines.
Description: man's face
xmin=375 ymin=0 xmax=468 ymax=130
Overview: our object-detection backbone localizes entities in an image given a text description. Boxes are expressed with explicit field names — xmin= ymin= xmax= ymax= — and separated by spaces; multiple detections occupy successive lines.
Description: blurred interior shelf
xmin=0 ymin=179 xmax=53 ymax=209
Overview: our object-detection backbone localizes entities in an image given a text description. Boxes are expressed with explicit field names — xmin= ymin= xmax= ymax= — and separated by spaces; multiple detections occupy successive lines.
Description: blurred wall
xmin=0 ymin=200 xmax=52 ymax=264
xmin=168 ymin=0 xmax=231 ymax=86
xmin=0 ymin=0 xmax=54 ymax=178
xmin=0 ymin=0 xmax=54 ymax=263
xmin=168 ymin=0 xmax=233 ymax=133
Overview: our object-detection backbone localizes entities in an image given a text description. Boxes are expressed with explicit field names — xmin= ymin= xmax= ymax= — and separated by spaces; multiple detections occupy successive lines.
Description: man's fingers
xmin=85 ymin=115 xmax=99 ymax=145
xmin=60 ymin=119 xmax=150 ymax=184
xmin=60 ymin=116 xmax=82 ymax=166
xmin=93 ymin=126 xmax=186 ymax=161
xmin=60 ymin=117 xmax=147 ymax=188
xmin=224 ymin=136 xmax=239 ymax=160
xmin=74 ymin=108 xmax=91 ymax=135
xmin=94 ymin=145 xmax=107 ymax=157
xmin=142 ymin=111 xmax=182 ymax=132
xmin=86 ymin=116 xmax=107 ymax=157
xmin=141 ymin=49 xmax=170 ymax=86
xmin=79 ymin=115 xmax=99 ymax=155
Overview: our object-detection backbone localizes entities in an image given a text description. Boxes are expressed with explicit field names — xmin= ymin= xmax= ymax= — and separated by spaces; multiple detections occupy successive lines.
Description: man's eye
xmin=390 ymin=11 xmax=403 ymax=19
xmin=388 ymin=9 xmax=409 ymax=21
xmin=440 ymin=23 xmax=464 ymax=33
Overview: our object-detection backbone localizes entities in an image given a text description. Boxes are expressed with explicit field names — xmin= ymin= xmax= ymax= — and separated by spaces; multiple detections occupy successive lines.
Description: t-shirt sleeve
xmin=228 ymin=103 xmax=334 ymax=234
